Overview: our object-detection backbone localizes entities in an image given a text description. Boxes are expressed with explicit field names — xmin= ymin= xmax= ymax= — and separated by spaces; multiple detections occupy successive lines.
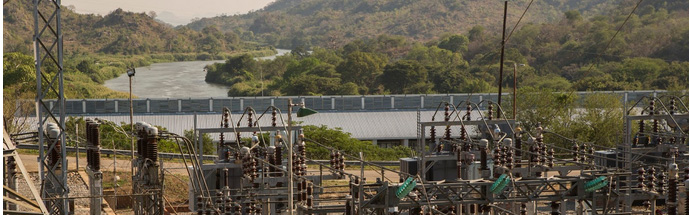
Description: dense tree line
xmin=304 ymin=125 xmax=413 ymax=161
xmin=206 ymin=3 xmax=689 ymax=96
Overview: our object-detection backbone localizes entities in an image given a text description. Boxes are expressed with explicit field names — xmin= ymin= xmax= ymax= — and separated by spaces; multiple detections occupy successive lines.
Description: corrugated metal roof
xmin=296 ymin=110 xmax=478 ymax=139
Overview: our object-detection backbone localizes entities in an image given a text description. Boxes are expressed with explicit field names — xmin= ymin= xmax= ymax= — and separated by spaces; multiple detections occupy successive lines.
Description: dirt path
xmin=18 ymin=153 xmax=398 ymax=182
xmin=19 ymin=153 xmax=192 ymax=174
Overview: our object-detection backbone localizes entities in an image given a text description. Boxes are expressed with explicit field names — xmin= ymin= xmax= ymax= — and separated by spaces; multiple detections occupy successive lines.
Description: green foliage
xmin=208 ymin=45 xmax=411 ymax=96
xmin=576 ymin=93 xmax=623 ymax=147
xmin=516 ymin=88 xmax=623 ymax=150
xmin=405 ymin=45 xmax=467 ymax=69
xmin=192 ymin=0 xmax=689 ymax=95
xmin=3 ymin=52 xmax=36 ymax=87
xmin=468 ymin=26 xmax=486 ymax=42
xmin=206 ymin=54 xmax=260 ymax=86
xmin=8 ymin=0 xmax=689 ymax=99
xmin=518 ymin=87 xmax=578 ymax=132
xmin=283 ymin=75 xmax=339 ymax=95
xmin=522 ymin=74 xmax=573 ymax=91
xmin=62 ymin=117 xmax=212 ymax=154
xmin=311 ymin=47 xmax=344 ymax=65
xmin=4 ymin=52 xmax=137 ymax=129
xmin=3 ymin=2 xmax=257 ymax=56
xmin=197 ymin=26 xmax=228 ymax=55
xmin=303 ymin=125 xmax=413 ymax=161
xmin=227 ymin=82 xmax=263 ymax=97
xmin=187 ymin=0 xmax=628 ymax=49
xmin=564 ymin=10 xmax=583 ymax=23
xmin=437 ymin=34 xmax=469 ymax=53
xmin=3 ymin=52 xmax=37 ymax=134
xmin=64 ymin=117 xmax=132 ymax=151
xmin=205 ymin=53 xmax=279 ymax=96
xmin=380 ymin=60 xmax=432 ymax=94
xmin=336 ymin=52 xmax=388 ymax=94
xmin=184 ymin=130 xmax=214 ymax=155
xmin=285 ymin=57 xmax=322 ymax=80
xmin=3 ymin=2 xmax=279 ymax=102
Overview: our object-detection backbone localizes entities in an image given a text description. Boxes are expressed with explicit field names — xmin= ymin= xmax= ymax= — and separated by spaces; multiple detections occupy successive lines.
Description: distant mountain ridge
xmin=3 ymin=1 xmax=241 ymax=55
xmin=186 ymin=0 xmax=627 ymax=48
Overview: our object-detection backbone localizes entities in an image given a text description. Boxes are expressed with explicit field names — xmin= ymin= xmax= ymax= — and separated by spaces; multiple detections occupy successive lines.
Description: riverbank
xmin=66 ymin=48 xmax=278 ymax=99
xmin=104 ymin=49 xmax=291 ymax=98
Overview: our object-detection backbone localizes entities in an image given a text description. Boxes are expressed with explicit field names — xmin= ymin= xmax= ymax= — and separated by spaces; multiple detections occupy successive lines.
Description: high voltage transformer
xmin=85 ymin=119 xmax=104 ymax=215
xmin=132 ymin=122 xmax=165 ymax=215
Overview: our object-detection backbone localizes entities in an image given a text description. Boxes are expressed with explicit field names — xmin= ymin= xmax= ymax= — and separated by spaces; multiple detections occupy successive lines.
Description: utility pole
xmin=287 ymin=98 xmax=295 ymax=215
xmin=113 ymin=140 xmax=117 ymax=211
xmin=497 ymin=0 xmax=508 ymax=118
xmin=76 ymin=124 xmax=79 ymax=170
xmin=127 ymin=68 xmax=136 ymax=177
xmin=285 ymin=98 xmax=317 ymax=214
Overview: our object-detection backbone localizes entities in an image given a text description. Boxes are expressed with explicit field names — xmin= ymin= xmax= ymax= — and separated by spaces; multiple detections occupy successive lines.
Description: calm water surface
xmin=104 ymin=49 xmax=290 ymax=98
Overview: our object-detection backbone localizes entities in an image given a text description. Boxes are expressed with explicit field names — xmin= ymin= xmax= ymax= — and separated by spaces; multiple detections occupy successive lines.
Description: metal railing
xmin=18 ymin=90 xmax=674 ymax=116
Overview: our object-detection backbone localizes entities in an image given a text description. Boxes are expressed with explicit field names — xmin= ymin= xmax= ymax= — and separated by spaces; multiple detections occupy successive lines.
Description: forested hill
xmin=202 ymin=0 xmax=689 ymax=97
xmin=3 ymin=0 xmax=243 ymax=55
xmin=186 ymin=0 xmax=652 ymax=49
xmin=3 ymin=1 xmax=276 ymax=101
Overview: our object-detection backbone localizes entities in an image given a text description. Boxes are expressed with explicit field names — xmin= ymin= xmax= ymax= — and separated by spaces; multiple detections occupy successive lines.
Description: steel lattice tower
xmin=33 ymin=0 xmax=69 ymax=213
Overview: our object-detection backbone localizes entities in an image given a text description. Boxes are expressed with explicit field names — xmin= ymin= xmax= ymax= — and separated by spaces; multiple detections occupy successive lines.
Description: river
xmin=104 ymin=49 xmax=290 ymax=98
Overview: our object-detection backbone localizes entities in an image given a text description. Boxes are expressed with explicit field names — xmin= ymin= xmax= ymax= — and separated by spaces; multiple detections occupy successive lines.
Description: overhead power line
xmin=581 ymin=0 xmax=644 ymax=78
xmin=505 ymin=0 xmax=535 ymax=43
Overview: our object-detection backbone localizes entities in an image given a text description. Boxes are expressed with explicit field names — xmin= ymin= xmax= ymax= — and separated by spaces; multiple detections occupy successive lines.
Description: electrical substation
xmin=5 ymin=95 xmax=689 ymax=214
xmin=3 ymin=0 xmax=689 ymax=214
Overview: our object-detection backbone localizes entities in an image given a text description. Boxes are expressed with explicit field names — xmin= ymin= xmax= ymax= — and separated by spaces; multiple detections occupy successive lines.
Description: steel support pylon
xmin=33 ymin=0 xmax=69 ymax=214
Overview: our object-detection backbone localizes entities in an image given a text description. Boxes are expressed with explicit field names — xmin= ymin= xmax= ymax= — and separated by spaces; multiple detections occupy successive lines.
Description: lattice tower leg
xmin=33 ymin=0 xmax=68 ymax=213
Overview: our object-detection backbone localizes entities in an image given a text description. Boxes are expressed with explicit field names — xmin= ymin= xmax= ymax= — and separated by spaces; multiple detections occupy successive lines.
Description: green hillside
xmin=2 ymin=1 xmax=275 ymax=102
xmin=202 ymin=1 xmax=689 ymax=97
xmin=3 ymin=0 xmax=267 ymax=56
xmin=186 ymin=0 xmax=629 ymax=48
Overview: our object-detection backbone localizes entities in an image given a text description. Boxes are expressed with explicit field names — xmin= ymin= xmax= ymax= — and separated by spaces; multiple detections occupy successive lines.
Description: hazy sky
xmin=62 ymin=0 xmax=276 ymax=26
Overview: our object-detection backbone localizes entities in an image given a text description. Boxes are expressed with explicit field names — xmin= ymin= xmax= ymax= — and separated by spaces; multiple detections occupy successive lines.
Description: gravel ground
xmin=14 ymin=172 xmax=92 ymax=214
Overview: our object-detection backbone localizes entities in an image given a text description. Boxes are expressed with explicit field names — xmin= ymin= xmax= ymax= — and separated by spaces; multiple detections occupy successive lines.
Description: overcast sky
xmin=62 ymin=0 xmax=276 ymax=26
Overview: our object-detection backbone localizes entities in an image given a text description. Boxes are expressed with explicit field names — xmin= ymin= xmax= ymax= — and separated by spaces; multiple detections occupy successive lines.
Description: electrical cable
xmin=304 ymin=137 xmax=413 ymax=178
xmin=544 ymin=130 xmax=676 ymax=162
xmin=504 ymin=0 xmax=535 ymax=43
xmin=426 ymin=100 xmax=615 ymax=169
xmin=415 ymin=174 xmax=435 ymax=215
xmin=580 ymin=0 xmax=644 ymax=78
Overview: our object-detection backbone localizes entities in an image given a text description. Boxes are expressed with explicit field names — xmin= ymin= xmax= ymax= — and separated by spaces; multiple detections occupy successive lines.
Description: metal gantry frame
xmin=622 ymin=96 xmax=689 ymax=212
xmin=380 ymin=97 xmax=688 ymax=215
xmin=33 ymin=0 xmax=68 ymax=214
xmin=418 ymin=119 xmax=514 ymax=179
xmin=181 ymin=96 xmax=689 ymax=215
xmin=347 ymin=173 xmax=629 ymax=215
